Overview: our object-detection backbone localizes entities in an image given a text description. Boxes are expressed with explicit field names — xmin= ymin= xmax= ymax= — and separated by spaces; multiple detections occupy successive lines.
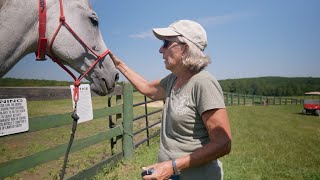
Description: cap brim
xmin=152 ymin=27 xmax=180 ymax=40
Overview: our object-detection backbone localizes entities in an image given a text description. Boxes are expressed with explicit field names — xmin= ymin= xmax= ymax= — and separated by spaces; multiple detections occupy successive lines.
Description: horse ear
xmin=88 ymin=1 xmax=92 ymax=9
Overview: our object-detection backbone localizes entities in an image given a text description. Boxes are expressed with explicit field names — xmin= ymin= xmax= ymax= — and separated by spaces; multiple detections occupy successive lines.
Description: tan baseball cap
xmin=153 ymin=20 xmax=207 ymax=51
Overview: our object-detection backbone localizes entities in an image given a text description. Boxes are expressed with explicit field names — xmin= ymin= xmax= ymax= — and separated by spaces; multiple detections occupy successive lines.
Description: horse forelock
xmin=0 ymin=0 xmax=7 ymax=10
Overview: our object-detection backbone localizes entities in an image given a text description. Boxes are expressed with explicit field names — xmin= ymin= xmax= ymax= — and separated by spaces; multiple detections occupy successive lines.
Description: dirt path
xmin=146 ymin=101 xmax=164 ymax=107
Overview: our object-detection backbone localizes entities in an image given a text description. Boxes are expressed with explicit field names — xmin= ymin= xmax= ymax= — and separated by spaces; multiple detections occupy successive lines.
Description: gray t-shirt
xmin=159 ymin=70 xmax=225 ymax=180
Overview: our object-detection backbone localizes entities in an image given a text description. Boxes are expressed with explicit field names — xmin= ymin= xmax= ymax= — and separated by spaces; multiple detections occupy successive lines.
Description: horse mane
xmin=0 ymin=0 xmax=7 ymax=10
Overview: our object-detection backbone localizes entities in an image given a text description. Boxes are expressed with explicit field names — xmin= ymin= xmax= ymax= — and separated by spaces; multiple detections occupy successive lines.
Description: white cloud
xmin=197 ymin=13 xmax=254 ymax=27
xmin=129 ymin=31 xmax=155 ymax=39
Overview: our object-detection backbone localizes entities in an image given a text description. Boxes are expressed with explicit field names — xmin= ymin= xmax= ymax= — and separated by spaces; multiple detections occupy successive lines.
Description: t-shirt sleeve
xmin=193 ymin=79 xmax=226 ymax=115
xmin=160 ymin=73 xmax=176 ymax=96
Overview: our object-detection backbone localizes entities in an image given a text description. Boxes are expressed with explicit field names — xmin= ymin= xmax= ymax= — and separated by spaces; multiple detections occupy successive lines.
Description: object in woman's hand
xmin=141 ymin=168 xmax=155 ymax=177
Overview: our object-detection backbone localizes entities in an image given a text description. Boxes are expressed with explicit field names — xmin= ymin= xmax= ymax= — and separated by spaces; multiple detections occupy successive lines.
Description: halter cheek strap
xmin=36 ymin=0 xmax=47 ymax=60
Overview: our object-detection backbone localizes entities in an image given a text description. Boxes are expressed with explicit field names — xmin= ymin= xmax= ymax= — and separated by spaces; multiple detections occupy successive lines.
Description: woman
xmin=109 ymin=20 xmax=232 ymax=180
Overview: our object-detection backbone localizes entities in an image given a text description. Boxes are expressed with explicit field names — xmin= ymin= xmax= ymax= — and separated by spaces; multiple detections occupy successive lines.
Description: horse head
xmin=0 ymin=0 xmax=119 ymax=96
xmin=46 ymin=0 xmax=119 ymax=95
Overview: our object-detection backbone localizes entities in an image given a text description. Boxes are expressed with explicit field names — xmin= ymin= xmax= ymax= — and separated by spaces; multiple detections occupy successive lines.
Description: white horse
xmin=0 ymin=0 xmax=119 ymax=96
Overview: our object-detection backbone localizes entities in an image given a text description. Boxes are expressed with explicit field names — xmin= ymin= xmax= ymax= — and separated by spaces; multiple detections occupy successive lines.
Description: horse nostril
xmin=115 ymin=73 xmax=119 ymax=82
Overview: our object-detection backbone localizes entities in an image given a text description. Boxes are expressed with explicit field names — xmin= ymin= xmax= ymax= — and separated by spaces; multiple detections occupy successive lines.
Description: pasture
xmin=1 ymin=92 xmax=319 ymax=179
xmin=94 ymin=105 xmax=320 ymax=180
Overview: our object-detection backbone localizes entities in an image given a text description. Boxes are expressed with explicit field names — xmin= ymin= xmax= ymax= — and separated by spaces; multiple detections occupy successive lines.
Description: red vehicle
xmin=302 ymin=92 xmax=320 ymax=116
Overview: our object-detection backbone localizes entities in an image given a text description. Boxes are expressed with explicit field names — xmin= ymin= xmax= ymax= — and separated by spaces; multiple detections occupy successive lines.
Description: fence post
xmin=144 ymin=96 xmax=150 ymax=146
xmin=108 ymin=96 xmax=116 ymax=155
xmin=237 ymin=95 xmax=240 ymax=105
xmin=122 ymin=83 xmax=134 ymax=159
xmin=285 ymin=98 xmax=287 ymax=105
xmin=252 ymin=95 xmax=255 ymax=105
xmin=115 ymin=94 xmax=123 ymax=153
xmin=225 ymin=93 xmax=229 ymax=106
xmin=231 ymin=93 xmax=234 ymax=106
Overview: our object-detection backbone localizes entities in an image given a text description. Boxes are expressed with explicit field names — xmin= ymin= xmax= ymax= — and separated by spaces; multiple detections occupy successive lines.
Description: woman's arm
xmin=109 ymin=51 xmax=166 ymax=101
xmin=142 ymin=108 xmax=232 ymax=180
xmin=177 ymin=108 xmax=232 ymax=170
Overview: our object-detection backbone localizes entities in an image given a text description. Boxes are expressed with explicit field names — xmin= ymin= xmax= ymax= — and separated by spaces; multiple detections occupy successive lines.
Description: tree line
xmin=219 ymin=77 xmax=320 ymax=96
xmin=0 ymin=78 xmax=73 ymax=87
xmin=1 ymin=77 xmax=319 ymax=96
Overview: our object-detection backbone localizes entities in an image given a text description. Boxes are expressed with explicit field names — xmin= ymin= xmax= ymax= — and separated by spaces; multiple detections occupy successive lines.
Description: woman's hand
xmin=109 ymin=51 xmax=122 ymax=68
xmin=142 ymin=160 xmax=174 ymax=180
xmin=109 ymin=51 xmax=128 ymax=74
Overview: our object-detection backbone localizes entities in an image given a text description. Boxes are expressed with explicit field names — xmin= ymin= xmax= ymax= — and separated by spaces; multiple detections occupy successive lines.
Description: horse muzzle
xmin=90 ymin=71 xmax=119 ymax=96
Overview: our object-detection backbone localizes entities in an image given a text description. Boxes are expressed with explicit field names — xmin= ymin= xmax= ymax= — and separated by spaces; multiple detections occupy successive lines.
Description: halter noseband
xmin=36 ymin=0 xmax=110 ymax=102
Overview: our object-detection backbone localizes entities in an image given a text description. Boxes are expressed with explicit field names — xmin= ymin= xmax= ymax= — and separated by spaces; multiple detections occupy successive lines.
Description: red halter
xmin=36 ymin=0 xmax=110 ymax=102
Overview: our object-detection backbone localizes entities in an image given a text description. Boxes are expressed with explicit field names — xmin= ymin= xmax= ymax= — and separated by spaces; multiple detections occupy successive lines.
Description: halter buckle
xmin=36 ymin=38 xmax=48 ymax=61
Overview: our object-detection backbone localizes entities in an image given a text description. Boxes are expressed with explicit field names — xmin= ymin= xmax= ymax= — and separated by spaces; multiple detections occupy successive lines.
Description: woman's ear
xmin=181 ymin=44 xmax=189 ymax=55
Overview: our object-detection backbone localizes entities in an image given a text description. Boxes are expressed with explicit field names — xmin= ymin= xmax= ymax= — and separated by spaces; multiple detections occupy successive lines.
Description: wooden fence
xmin=224 ymin=92 xmax=304 ymax=106
xmin=0 ymin=83 xmax=162 ymax=179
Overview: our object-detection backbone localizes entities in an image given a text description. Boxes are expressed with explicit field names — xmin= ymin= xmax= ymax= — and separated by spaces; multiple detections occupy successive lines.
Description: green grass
xmin=94 ymin=137 xmax=160 ymax=180
xmin=223 ymin=105 xmax=320 ymax=179
xmin=2 ymin=92 xmax=319 ymax=179
xmin=0 ymin=78 xmax=73 ymax=87
xmin=94 ymin=105 xmax=320 ymax=180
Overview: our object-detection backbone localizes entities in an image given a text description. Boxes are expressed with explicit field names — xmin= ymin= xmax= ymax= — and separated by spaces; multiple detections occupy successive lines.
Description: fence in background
xmin=224 ymin=92 xmax=303 ymax=106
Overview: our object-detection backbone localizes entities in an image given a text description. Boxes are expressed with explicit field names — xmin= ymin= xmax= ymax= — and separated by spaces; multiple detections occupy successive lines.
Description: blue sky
xmin=4 ymin=0 xmax=320 ymax=81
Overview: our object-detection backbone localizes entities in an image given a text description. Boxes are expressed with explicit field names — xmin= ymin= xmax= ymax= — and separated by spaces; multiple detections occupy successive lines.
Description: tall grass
xmin=94 ymin=105 xmax=320 ymax=180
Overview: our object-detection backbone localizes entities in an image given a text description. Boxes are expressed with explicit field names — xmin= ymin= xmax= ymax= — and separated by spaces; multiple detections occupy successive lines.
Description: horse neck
xmin=0 ymin=0 xmax=40 ymax=77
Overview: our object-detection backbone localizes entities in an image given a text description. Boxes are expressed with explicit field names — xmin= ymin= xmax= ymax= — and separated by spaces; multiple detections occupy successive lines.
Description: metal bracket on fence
xmin=120 ymin=126 xmax=134 ymax=137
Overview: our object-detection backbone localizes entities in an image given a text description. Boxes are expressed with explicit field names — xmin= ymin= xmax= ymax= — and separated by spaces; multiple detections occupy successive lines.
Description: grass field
xmin=94 ymin=105 xmax=320 ymax=180
xmin=1 ymin=93 xmax=319 ymax=179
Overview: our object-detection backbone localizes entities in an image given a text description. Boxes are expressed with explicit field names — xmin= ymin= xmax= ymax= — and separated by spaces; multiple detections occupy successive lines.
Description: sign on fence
xmin=70 ymin=84 xmax=93 ymax=123
xmin=0 ymin=98 xmax=29 ymax=136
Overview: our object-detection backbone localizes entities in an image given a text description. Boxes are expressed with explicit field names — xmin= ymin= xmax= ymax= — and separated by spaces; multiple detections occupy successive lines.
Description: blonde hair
xmin=176 ymin=36 xmax=211 ymax=73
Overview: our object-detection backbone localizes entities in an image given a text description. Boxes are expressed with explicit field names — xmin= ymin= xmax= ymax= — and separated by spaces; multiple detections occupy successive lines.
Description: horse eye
xmin=89 ymin=16 xmax=99 ymax=26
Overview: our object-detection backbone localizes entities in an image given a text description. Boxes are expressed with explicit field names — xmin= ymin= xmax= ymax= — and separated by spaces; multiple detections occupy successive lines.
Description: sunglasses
xmin=162 ymin=40 xmax=172 ymax=49
xmin=162 ymin=40 xmax=185 ymax=49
